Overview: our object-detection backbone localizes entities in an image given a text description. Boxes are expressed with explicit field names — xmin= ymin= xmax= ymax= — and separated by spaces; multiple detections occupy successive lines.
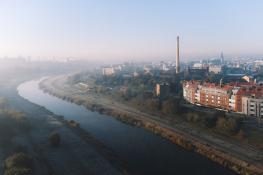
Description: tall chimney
xmin=176 ymin=36 xmax=180 ymax=74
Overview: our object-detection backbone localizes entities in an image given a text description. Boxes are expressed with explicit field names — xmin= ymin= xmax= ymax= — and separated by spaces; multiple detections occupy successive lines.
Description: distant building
xmin=155 ymin=82 xmax=170 ymax=100
xmin=221 ymin=52 xmax=224 ymax=64
xmin=102 ymin=67 xmax=115 ymax=76
xmin=77 ymin=82 xmax=89 ymax=91
xmin=176 ymin=36 xmax=180 ymax=74
xmin=123 ymin=74 xmax=132 ymax=78
xmin=113 ymin=65 xmax=122 ymax=71
xmin=209 ymin=66 xmax=222 ymax=74
xmin=187 ymin=66 xmax=209 ymax=77
xmin=133 ymin=72 xmax=139 ymax=77
xmin=242 ymin=75 xmax=254 ymax=83
xmin=193 ymin=63 xmax=206 ymax=69
xmin=143 ymin=65 xmax=152 ymax=74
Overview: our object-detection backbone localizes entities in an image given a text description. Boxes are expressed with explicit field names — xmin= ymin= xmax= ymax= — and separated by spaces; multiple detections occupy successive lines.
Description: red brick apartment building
xmin=233 ymin=84 xmax=263 ymax=112
xmin=199 ymin=83 xmax=232 ymax=110
xmin=183 ymin=80 xmax=263 ymax=117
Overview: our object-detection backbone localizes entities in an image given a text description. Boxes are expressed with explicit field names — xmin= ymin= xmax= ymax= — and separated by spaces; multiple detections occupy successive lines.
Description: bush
xmin=3 ymin=152 xmax=33 ymax=175
xmin=49 ymin=132 xmax=61 ymax=147
xmin=145 ymin=99 xmax=159 ymax=111
xmin=0 ymin=110 xmax=32 ymax=148
xmin=4 ymin=110 xmax=31 ymax=133
xmin=68 ymin=120 xmax=79 ymax=127
xmin=213 ymin=111 xmax=225 ymax=118
xmin=161 ymin=98 xmax=180 ymax=115
xmin=203 ymin=115 xmax=218 ymax=128
xmin=0 ymin=118 xmax=16 ymax=147
xmin=186 ymin=112 xmax=200 ymax=123
xmin=0 ymin=97 xmax=8 ymax=109
xmin=236 ymin=129 xmax=246 ymax=139
xmin=216 ymin=116 xmax=242 ymax=134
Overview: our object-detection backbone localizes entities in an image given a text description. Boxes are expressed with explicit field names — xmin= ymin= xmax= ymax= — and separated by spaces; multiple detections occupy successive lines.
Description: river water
xmin=17 ymin=79 xmax=237 ymax=175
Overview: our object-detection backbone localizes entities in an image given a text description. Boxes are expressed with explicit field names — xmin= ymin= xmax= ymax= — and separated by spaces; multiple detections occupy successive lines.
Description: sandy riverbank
xmin=39 ymin=75 xmax=263 ymax=175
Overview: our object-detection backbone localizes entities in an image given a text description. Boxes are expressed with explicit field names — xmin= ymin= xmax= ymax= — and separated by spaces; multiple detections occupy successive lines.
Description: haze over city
xmin=0 ymin=0 xmax=263 ymax=61
xmin=0 ymin=1 xmax=263 ymax=175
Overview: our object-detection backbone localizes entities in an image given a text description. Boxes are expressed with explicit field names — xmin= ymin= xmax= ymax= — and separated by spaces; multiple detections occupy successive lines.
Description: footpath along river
xmin=17 ymin=79 xmax=237 ymax=175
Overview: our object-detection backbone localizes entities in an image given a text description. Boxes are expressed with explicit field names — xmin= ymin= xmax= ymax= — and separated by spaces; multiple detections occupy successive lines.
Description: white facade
xmin=183 ymin=84 xmax=196 ymax=104
xmin=242 ymin=75 xmax=254 ymax=83
xmin=209 ymin=66 xmax=222 ymax=74
xmin=242 ymin=96 xmax=263 ymax=118
xmin=194 ymin=89 xmax=200 ymax=103
xmin=229 ymin=87 xmax=240 ymax=111
xmin=102 ymin=67 xmax=115 ymax=76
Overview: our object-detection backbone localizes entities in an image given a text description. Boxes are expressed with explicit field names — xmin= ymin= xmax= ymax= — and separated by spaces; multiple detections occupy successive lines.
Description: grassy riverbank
xmin=0 ymin=67 xmax=124 ymax=175
xmin=39 ymin=75 xmax=263 ymax=175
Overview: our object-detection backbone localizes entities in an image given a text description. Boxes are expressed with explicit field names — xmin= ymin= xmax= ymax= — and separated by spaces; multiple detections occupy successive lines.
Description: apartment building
xmin=102 ymin=67 xmax=115 ymax=76
xmin=198 ymin=83 xmax=232 ymax=110
xmin=156 ymin=82 xmax=170 ymax=100
xmin=183 ymin=80 xmax=263 ymax=117
xmin=183 ymin=81 xmax=200 ymax=104
xmin=234 ymin=84 xmax=263 ymax=112
xmin=242 ymin=96 xmax=263 ymax=118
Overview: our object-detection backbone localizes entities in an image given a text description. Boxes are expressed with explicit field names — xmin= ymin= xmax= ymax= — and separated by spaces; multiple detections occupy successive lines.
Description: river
xmin=17 ymin=79 xmax=237 ymax=175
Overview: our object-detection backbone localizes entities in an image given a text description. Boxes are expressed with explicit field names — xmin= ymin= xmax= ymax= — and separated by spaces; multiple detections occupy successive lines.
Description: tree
xmin=3 ymin=152 xmax=33 ymax=175
xmin=203 ymin=115 xmax=218 ymax=128
xmin=216 ymin=116 xmax=242 ymax=134
xmin=161 ymin=98 xmax=180 ymax=115
xmin=145 ymin=99 xmax=159 ymax=111
xmin=0 ymin=97 xmax=8 ymax=109
xmin=49 ymin=132 xmax=61 ymax=147
xmin=186 ymin=112 xmax=200 ymax=123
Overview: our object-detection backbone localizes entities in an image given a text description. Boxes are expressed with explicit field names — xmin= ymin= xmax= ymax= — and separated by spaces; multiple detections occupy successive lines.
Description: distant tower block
xmin=176 ymin=36 xmax=180 ymax=74
xmin=221 ymin=52 xmax=224 ymax=64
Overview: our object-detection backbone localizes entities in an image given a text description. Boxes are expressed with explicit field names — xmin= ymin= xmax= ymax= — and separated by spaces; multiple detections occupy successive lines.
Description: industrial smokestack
xmin=176 ymin=36 xmax=180 ymax=74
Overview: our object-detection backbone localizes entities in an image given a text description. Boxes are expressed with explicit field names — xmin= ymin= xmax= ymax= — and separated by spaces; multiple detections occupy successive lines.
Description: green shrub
xmin=186 ymin=112 xmax=200 ymax=123
xmin=3 ymin=152 xmax=33 ymax=175
xmin=203 ymin=115 xmax=218 ymax=128
xmin=4 ymin=110 xmax=31 ymax=133
xmin=4 ymin=167 xmax=32 ymax=175
xmin=0 ymin=118 xmax=16 ymax=147
xmin=0 ymin=97 xmax=8 ymax=109
xmin=145 ymin=99 xmax=159 ymax=111
xmin=161 ymin=98 xmax=180 ymax=115
xmin=216 ymin=116 xmax=242 ymax=134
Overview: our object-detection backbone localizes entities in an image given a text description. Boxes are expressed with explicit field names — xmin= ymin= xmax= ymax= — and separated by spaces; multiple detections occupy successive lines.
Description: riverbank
xmin=39 ymin=75 xmax=263 ymax=175
xmin=0 ymin=75 xmax=124 ymax=175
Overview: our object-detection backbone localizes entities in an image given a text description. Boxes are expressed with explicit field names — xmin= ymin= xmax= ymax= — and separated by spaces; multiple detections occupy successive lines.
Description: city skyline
xmin=0 ymin=0 xmax=263 ymax=61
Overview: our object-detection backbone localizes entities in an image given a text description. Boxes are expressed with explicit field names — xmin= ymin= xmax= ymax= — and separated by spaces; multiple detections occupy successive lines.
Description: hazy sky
xmin=0 ymin=0 xmax=262 ymax=61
